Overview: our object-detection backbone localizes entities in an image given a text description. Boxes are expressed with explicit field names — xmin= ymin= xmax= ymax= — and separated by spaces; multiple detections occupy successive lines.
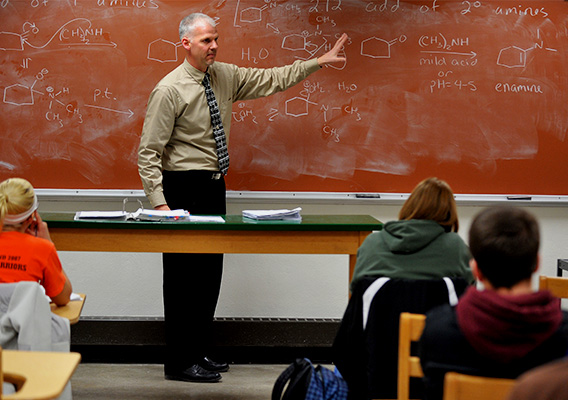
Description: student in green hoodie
xmin=350 ymin=177 xmax=474 ymax=292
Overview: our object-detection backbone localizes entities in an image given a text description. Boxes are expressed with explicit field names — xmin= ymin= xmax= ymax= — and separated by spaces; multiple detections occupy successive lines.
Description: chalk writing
xmin=494 ymin=5 xmax=548 ymax=18
xmin=0 ymin=0 xmax=567 ymax=196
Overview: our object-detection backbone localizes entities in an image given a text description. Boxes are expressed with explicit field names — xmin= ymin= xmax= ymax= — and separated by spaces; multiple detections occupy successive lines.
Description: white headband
xmin=3 ymin=194 xmax=38 ymax=225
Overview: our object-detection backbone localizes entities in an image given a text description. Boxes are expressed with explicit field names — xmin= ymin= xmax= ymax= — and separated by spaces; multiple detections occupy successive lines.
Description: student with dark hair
xmin=419 ymin=206 xmax=568 ymax=400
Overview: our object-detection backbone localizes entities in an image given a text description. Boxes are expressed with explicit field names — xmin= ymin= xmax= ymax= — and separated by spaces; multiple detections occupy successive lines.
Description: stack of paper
xmin=188 ymin=215 xmax=225 ymax=223
xmin=242 ymin=207 xmax=302 ymax=221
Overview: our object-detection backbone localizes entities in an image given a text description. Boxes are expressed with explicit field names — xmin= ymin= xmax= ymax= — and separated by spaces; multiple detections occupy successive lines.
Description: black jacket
xmin=332 ymin=276 xmax=470 ymax=400
xmin=420 ymin=300 xmax=568 ymax=400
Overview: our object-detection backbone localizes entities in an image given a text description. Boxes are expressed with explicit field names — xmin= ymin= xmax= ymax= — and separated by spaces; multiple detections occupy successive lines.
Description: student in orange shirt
xmin=0 ymin=177 xmax=72 ymax=306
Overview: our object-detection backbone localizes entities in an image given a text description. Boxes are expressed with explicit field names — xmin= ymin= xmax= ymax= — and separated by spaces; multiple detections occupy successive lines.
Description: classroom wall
xmin=42 ymin=198 xmax=568 ymax=318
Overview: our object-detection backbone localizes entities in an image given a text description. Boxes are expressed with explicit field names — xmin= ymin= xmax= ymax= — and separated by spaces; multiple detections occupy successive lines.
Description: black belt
xmin=164 ymin=170 xmax=223 ymax=180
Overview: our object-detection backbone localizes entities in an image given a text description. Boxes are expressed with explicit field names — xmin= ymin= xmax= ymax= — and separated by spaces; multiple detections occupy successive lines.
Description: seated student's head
xmin=398 ymin=177 xmax=459 ymax=232
xmin=0 ymin=177 xmax=38 ymax=228
xmin=469 ymin=206 xmax=539 ymax=289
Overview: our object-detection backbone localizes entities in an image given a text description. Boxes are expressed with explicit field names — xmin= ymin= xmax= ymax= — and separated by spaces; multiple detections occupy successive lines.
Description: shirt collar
xmin=182 ymin=58 xmax=208 ymax=84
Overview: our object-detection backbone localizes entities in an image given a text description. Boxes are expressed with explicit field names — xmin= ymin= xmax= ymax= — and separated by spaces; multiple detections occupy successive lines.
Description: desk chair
xmin=1 ymin=346 xmax=81 ymax=400
xmin=539 ymin=276 xmax=568 ymax=298
xmin=397 ymin=312 xmax=426 ymax=400
xmin=50 ymin=294 xmax=86 ymax=325
xmin=442 ymin=372 xmax=515 ymax=400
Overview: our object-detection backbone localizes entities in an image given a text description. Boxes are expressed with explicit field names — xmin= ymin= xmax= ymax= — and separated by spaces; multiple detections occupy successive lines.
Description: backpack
xmin=272 ymin=358 xmax=349 ymax=400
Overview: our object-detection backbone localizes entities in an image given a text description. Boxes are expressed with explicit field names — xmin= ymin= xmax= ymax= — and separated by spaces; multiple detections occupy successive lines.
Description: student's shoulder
xmin=437 ymin=230 xmax=467 ymax=245
xmin=13 ymin=232 xmax=56 ymax=253
xmin=155 ymin=63 xmax=187 ymax=86
xmin=426 ymin=302 xmax=455 ymax=320
xmin=424 ymin=303 xmax=457 ymax=334
xmin=30 ymin=235 xmax=57 ymax=252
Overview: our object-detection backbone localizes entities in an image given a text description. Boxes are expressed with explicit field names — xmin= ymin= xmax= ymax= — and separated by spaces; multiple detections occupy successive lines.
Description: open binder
xmin=75 ymin=208 xmax=189 ymax=222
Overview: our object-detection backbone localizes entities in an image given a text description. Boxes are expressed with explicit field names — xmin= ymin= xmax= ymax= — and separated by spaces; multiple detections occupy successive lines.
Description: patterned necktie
xmin=202 ymin=72 xmax=229 ymax=175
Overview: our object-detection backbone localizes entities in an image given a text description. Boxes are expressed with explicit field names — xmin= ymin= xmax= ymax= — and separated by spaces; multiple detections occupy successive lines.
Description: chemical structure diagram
xmin=281 ymin=30 xmax=347 ymax=71
xmin=147 ymin=37 xmax=180 ymax=63
xmin=243 ymin=79 xmax=361 ymax=144
xmin=232 ymin=0 xmax=279 ymax=30
xmin=0 ymin=18 xmax=116 ymax=52
xmin=2 ymin=20 xmax=132 ymax=129
xmin=2 ymin=66 xmax=86 ymax=128
xmin=360 ymin=34 xmax=407 ymax=59
xmin=231 ymin=80 xmax=324 ymax=125
xmin=497 ymin=30 xmax=557 ymax=68
xmin=229 ymin=0 xmax=347 ymax=70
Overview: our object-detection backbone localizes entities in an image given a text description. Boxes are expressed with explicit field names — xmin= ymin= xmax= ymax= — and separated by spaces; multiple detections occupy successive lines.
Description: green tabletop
xmin=42 ymin=212 xmax=382 ymax=232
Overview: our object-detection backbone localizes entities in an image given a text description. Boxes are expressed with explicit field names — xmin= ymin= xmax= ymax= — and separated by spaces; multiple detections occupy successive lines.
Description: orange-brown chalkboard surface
xmin=1 ymin=1 xmax=567 ymax=195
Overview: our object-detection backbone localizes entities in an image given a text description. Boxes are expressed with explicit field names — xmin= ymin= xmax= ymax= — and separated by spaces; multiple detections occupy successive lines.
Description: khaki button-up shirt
xmin=138 ymin=58 xmax=321 ymax=207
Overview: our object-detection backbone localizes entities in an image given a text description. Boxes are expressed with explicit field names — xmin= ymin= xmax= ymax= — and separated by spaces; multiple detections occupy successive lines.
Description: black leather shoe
xmin=165 ymin=364 xmax=221 ymax=383
xmin=199 ymin=356 xmax=230 ymax=372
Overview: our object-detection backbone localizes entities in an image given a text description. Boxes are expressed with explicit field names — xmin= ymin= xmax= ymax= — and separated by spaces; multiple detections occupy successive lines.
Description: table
xmin=42 ymin=214 xmax=382 ymax=282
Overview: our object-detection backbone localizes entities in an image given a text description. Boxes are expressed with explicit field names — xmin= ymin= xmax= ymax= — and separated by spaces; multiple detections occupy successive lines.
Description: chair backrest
xmin=539 ymin=275 xmax=568 ymax=298
xmin=334 ymin=277 xmax=469 ymax=400
xmin=442 ymin=372 xmax=515 ymax=400
xmin=397 ymin=312 xmax=426 ymax=400
xmin=0 ymin=281 xmax=70 ymax=352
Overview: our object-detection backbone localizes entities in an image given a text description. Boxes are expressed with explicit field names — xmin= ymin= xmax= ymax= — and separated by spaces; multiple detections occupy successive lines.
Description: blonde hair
xmin=0 ymin=178 xmax=37 ymax=227
xmin=398 ymin=177 xmax=459 ymax=232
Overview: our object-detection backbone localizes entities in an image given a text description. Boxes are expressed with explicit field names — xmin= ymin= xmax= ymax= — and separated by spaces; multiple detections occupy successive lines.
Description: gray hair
xmin=179 ymin=13 xmax=216 ymax=41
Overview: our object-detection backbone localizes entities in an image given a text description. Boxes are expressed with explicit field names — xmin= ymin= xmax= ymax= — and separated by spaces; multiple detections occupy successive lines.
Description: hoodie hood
xmin=382 ymin=220 xmax=445 ymax=254
xmin=456 ymin=287 xmax=562 ymax=364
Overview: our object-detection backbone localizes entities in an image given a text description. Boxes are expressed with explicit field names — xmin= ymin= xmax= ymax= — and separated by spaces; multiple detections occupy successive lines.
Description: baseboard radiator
xmin=71 ymin=317 xmax=341 ymax=364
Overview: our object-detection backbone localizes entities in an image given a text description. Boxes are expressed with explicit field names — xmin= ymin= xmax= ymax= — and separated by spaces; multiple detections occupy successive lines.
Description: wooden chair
xmin=539 ymin=275 xmax=568 ymax=298
xmin=1 ymin=346 xmax=81 ymax=399
xmin=397 ymin=312 xmax=426 ymax=400
xmin=442 ymin=372 xmax=515 ymax=400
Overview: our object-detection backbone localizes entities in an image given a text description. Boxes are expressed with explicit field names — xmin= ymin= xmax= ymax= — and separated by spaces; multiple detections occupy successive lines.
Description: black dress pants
xmin=161 ymin=170 xmax=226 ymax=373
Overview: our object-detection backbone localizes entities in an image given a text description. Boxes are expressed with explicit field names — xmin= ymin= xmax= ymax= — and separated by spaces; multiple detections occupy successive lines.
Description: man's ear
xmin=181 ymin=37 xmax=191 ymax=51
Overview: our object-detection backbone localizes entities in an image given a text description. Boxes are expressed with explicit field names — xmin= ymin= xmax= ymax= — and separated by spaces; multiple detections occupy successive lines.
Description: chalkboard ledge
xmin=34 ymin=189 xmax=568 ymax=206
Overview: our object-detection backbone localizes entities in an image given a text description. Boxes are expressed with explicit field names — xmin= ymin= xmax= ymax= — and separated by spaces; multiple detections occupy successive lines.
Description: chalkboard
xmin=1 ymin=0 xmax=567 ymax=195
